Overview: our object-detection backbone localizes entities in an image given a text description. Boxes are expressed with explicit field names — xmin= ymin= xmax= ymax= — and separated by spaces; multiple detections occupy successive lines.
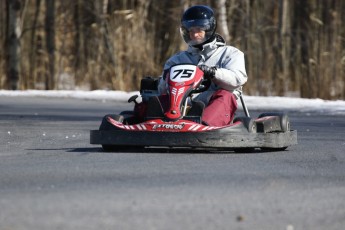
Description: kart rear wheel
xmin=100 ymin=114 xmax=124 ymax=130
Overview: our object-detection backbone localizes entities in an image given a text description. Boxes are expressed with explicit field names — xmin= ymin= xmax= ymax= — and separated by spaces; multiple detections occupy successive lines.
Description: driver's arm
xmin=212 ymin=48 xmax=248 ymax=91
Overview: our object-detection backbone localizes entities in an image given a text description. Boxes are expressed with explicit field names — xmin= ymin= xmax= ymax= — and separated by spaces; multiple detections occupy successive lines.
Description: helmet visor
xmin=181 ymin=19 xmax=212 ymax=32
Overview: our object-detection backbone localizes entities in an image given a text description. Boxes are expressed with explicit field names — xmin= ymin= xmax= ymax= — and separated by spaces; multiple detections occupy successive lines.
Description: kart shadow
xmin=27 ymin=147 xmax=286 ymax=154
xmin=68 ymin=147 xmax=279 ymax=154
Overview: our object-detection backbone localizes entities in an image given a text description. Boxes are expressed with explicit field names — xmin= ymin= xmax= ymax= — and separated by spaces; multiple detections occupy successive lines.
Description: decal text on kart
xmin=152 ymin=123 xmax=185 ymax=130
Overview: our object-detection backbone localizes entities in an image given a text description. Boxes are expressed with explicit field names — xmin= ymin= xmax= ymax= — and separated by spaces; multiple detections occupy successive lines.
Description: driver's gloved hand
xmin=198 ymin=65 xmax=217 ymax=79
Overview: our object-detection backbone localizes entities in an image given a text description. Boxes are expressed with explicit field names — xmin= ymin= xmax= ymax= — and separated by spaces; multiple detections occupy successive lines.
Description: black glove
xmin=198 ymin=65 xmax=217 ymax=79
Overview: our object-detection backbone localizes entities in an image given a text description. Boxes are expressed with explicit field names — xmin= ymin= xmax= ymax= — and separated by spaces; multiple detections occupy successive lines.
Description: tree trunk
xmin=73 ymin=0 xmax=84 ymax=85
xmin=295 ymin=0 xmax=311 ymax=98
xmin=5 ymin=0 xmax=21 ymax=90
xmin=279 ymin=0 xmax=291 ymax=96
xmin=45 ymin=0 xmax=55 ymax=89
xmin=216 ymin=0 xmax=230 ymax=42
xmin=0 ymin=1 xmax=4 ymax=87
xmin=28 ymin=0 xmax=41 ymax=89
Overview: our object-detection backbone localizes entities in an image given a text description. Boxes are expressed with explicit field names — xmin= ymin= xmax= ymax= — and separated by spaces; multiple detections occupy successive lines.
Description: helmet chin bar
xmin=188 ymin=38 xmax=206 ymax=46
xmin=180 ymin=27 xmax=214 ymax=46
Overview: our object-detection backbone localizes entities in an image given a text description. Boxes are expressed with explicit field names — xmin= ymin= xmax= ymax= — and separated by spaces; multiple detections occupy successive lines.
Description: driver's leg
xmin=202 ymin=89 xmax=237 ymax=126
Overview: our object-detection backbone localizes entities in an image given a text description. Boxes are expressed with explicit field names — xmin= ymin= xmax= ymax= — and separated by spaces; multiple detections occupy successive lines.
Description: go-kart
xmin=90 ymin=64 xmax=297 ymax=152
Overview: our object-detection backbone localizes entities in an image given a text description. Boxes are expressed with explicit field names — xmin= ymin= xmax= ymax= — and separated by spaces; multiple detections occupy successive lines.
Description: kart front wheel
xmin=233 ymin=117 xmax=257 ymax=133
xmin=258 ymin=112 xmax=290 ymax=132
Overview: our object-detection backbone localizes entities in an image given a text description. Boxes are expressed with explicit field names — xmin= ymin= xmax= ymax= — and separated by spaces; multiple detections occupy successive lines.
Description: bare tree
xmin=216 ymin=0 xmax=230 ymax=42
xmin=277 ymin=0 xmax=292 ymax=96
xmin=28 ymin=0 xmax=41 ymax=89
xmin=45 ymin=0 xmax=55 ymax=89
xmin=293 ymin=0 xmax=312 ymax=98
xmin=5 ymin=0 xmax=21 ymax=90
xmin=0 ymin=0 xmax=6 ymax=87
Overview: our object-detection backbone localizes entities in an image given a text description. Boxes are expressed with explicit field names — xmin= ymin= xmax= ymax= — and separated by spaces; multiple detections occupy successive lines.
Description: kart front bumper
xmin=90 ymin=129 xmax=297 ymax=150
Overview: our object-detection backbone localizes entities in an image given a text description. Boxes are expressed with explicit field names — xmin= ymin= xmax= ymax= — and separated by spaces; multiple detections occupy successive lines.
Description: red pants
xmin=202 ymin=89 xmax=237 ymax=126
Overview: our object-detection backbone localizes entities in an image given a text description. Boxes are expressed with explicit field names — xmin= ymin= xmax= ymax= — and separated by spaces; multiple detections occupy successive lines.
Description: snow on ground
xmin=1 ymin=90 xmax=344 ymax=115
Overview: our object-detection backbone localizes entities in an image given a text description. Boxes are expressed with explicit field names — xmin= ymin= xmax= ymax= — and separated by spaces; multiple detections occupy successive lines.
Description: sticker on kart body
xmin=152 ymin=123 xmax=185 ymax=130
xmin=108 ymin=116 xmax=223 ymax=132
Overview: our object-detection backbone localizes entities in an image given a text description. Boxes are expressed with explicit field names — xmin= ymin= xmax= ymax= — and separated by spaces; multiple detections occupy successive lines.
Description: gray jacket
xmin=158 ymin=35 xmax=248 ymax=105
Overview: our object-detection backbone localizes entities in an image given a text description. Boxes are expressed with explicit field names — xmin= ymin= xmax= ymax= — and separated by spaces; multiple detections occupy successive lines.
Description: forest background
xmin=1 ymin=0 xmax=344 ymax=100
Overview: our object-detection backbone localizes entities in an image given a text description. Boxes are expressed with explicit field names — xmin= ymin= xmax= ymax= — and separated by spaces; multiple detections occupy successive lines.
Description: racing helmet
xmin=180 ymin=5 xmax=217 ymax=46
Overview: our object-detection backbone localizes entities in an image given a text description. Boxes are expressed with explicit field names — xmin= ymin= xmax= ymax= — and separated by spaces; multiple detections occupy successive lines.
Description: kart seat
xmin=145 ymin=96 xmax=164 ymax=120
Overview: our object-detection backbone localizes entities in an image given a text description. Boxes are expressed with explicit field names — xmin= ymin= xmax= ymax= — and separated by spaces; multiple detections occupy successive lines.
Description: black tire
xmin=258 ymin=112 xmax=290 ymax=132
xmin=102 ymin=145 xmax=145 ymax=152
xmin=234 ymin=148 xmax=255 ymax=153
xmin=233 ymin=117 xmax=257 ymax=133
xmin=99 ymin=114 xmax=124 ymax=130
xmin=119 ymin=111 xmax=138 ymax=124
xmin=260 ymin=147 xmax=288 ymax=152
xmin=102 ymin=145 xmax=115 ymax=152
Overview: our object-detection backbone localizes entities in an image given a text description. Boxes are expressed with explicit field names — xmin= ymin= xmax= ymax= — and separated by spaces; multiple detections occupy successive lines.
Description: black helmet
xmin=180 ymin=5 xmax=217 ymax=46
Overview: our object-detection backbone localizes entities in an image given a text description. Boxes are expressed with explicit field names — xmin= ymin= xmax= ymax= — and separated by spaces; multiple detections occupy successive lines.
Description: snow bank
xmin=1 ymin=90 xmax=344 ymax=115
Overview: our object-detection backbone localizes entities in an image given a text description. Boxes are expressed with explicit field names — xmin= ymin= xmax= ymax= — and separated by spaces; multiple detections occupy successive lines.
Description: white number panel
xmin=169 ymin=64 xmax=197 ymax=82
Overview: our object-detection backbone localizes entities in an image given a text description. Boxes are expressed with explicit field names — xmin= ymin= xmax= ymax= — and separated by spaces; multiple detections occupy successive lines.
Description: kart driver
xmin=157 ymin=5 xmax=248 ymax=126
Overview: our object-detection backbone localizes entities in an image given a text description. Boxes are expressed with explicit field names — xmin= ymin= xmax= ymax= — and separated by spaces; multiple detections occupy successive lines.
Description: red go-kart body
xmin=90 ymin=64 xmax=297 ymax=152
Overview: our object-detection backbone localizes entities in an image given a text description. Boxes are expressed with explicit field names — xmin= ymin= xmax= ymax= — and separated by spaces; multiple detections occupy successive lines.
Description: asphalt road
xmin=1 ymin=96 xmax=344 ymax=230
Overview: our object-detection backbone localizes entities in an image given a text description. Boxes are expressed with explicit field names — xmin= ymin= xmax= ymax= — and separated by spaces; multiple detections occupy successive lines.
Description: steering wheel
xmin=191 ymin=78 xmax=212 ymax=94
